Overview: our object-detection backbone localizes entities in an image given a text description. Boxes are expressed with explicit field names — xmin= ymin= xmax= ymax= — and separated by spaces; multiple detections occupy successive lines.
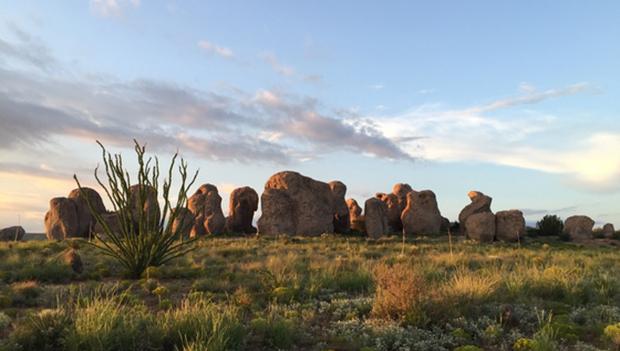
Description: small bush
xmin=604 ymin=322 xmax=620 ymax=346
xmin=10 ymin=281 xmax=41 ymax=307
xmin=536 ymin=215 xmax=564 ymax=236
xmin=6 ymin=309 xmax=70 ymax=351
xmin=371 ymin=262 xmax=424 ymax=321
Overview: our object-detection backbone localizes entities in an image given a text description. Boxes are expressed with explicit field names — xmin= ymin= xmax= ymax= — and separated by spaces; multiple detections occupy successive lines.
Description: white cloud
xmin=375 ymin=83 xmax=620 ymax=191
xmin=90 ymin=0 xmax=140 ymax=17
xmin=260 ymin=52 xmax=295 ymax=77
xmin=198 ymin=40 xmax=234 ymax=59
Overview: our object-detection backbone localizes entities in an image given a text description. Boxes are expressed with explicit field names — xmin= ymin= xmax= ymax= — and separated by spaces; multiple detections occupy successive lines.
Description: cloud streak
xmin=198 ymin=40 xmax=234 ymax=59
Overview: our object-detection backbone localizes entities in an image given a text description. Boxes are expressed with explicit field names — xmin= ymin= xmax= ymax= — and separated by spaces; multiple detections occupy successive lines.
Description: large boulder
xmin=171 ymin=207 xmax=195 ymax=238
xmin=401 ymin=190 xmax=443 ymax=235
xmin=391 ymin=183 xmax=414 ymax=231
xmin=257 ymin=171 xmax=334 ymax=236
xmin=188 ymin=184 xmax=226 ymax=236
xmin=68 ymin=187 xmax=106 ymax=238
xmin=329 ymin=181 xmax=350 ymax=234
xmin=602 ymin=223 xmax=615 ymax=239
xmin=458 ymin=191 xmax=493 ymax=235
xmin=364 ymin=197 xmax=389 ymax=239
xmin=93 ymin=212 xmax=122 ymax=239
xmin=0 ymin=226 xmax=25 ymax=241
xmin=465 ymin=212 xmax=496 ymax=243
xmin=225 ymin=186 xmax=259 ymax=234
xmin=376 ymin=193 xmax=400 ymax=233
xmin=128 ymin=184 xmax=160 ymax=227
xmin=564 ymin=215 xmax=594 ymax=241
xmin=45 ymin=197 xmax=79 ymax=240
xmin=347 ymin=198 xmax=365 ymax=233
xmin=495 ymin=210 xmax=526 ymax=242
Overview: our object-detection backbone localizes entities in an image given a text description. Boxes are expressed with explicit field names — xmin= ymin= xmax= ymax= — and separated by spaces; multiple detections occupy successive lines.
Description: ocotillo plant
xmin=74 ymin=140 xmax=199 ymax=278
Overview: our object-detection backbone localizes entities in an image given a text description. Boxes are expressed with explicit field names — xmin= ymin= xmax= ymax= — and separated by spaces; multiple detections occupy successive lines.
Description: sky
xmin=0 ymin=0 xmax=619 ymax=232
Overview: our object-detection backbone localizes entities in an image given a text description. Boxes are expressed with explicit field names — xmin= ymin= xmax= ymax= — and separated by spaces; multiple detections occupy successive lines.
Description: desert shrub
xmin=371 ymin=262 xmax=424 ymax=321
xmin=10 ymin=281 xmax=42 ymax=307
xmin=160 ymin=295 xmax=244 ymax=351
xmin=74 ymin=140 xmax=198 ymax=278
xmin=536 ymin=215 xmax=564 ymax=236
xmin=604 ymin=323 xmax=620 ymax=347
xmin=0 ymin=312 xmax=11 ymax=331
xmin=5 ymin=309 xmax=70 ymax=351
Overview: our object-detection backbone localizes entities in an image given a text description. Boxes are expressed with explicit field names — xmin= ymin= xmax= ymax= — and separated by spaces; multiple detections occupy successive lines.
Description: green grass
xmin=0 ymin=235 xmax=618 ymax=350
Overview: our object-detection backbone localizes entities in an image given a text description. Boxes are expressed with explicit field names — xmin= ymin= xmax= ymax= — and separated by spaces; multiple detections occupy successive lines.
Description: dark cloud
xmin=0 ymin=29 xmax=414 ymax=166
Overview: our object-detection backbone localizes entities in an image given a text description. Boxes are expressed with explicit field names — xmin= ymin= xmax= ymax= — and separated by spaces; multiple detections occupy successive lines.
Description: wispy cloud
xmin=261 ymin=52 xmax=295 ymax=77
xmin=369 ymin=84 xmax=384 ymax=90
xmin=90 ymin=0 xmax=141 ymax=17
xmin=198 ymin=40 xmax=234 ymax=59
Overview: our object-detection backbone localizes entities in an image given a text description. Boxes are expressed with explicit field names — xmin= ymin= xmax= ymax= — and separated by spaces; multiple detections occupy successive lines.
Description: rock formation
xmin=347 ymin=198 xmax=365 ymax=233
xmin=68 ymin=187 xmax=106 ymax=237
xmin=602 ymin=223 xmax=615 ymax=239
xmin=129 ymin=184 xmax=160 ymax=227
xmin=364 ymin=197 xmax=389 ymax=239
xmin=459 ymin=191 xmax=493 ymax=235
xmin=495 ymin=210 xmax=526 ymax=242
xmin=225 ymin=186 xmax=259 ymax=234
xmin=257 ymin=171 xmax=334 ymax=236
xmin=188 ymin=184 xmax=226 ymax=236
xmin=171 ymin=207 xmax=195 ymax=238
xmin=329 ymin=181 xmax=350 ymax=234
xmin=376 ymin=193 xmax=400 ymax=233
xmin=563 ymin=215 xmax=594 ymax=241
xmin=401 ymin=190 xmax=443 ymax=235
xmin=45 ymin=197 xmax=79 ymax=240
xmin=465 ymin=212 xmax=496 ymax=243
xmin=0 ymin=226 xmax=25 ymax=241
xmin=93 ymin=212 xmax=121 ymax=238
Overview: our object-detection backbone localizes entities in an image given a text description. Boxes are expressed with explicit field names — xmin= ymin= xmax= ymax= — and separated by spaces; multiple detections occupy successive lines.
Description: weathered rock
xmin=64 ymin=249 xmax=83 ymax=274
xmin=458 ymin=191 xmax=493 ymax=235
xmin=401 ymin=190 xmax=443 ymax=235
xmin=68 ymin=187 xmax=106 ymax=237
xmin=171 ymin=207 xmax=195 ymax=238
xmin=329 ymin=181 xmax=350 ymax=234
xmin=93 ymin=212 xmax=122 ymax=238
xmin=364 ymin=197 xmax=389 ymax=239
xmin=465 ymin=212 xmax=496 ymax=243
xmin=495 ymin=210 xmax=526 ymax=242
xmin=347 ymin=198 xmax=365 ymax=233
xmin=392 ymin=183 xmax=414 ymax=211
xmin=602 ymin=223 xmax=615 ymax=238
xmin=564 ymin=215 xmax=594 ymax=241
xmin=0 ymin=226 xmax=25 ymax=241
xmin=225 ymin=186 xmax=259 ymax=234
xmin=129 ymin=184 xmax=160 ymax=227
xmin=440 ymin=217 xmax=451 ymax=233
xmin=376 ymin=193 xmax=400 ymax=233
xmin=45 ymin=197 xmax=79 ymax=240
xmin=257 ymin=171 xmax=334 ymax=236
xmin=188 ymin=184 xmax=226 ymax=235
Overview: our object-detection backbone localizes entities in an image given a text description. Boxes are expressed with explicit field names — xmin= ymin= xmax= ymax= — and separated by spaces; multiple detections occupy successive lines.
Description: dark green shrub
xmin=536 ymin=215 xmax=564 ymax=236
xmin=5 ymin=309 xmax=70 ymax=351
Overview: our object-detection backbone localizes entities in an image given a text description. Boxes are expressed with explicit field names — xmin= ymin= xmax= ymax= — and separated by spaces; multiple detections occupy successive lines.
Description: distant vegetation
xmin=0 ymin=234 xmax=618 ymax=350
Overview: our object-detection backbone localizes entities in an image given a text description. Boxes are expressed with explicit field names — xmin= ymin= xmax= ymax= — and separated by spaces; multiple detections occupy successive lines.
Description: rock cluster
xmin=330 ymin=181 xmax=350 ymax=234
xmin=602 ymin=223 xmax=615 ymax=239
xmin=364 ymin=197 xmax=389 ymax=239
xmin=458 ymin=191 xmax=525 ymax=243
xmin=401 ymin=190 xmax=443 ymax=235
xmin=347 ymin=199 xmax=365 ymax=233
xmin=188 ymin=184 xmax=226 ymax=237
xmin=0 ymin=226 xmax=25 ymax=241
xmin=45 ymin=187 xmax=106 ymax=240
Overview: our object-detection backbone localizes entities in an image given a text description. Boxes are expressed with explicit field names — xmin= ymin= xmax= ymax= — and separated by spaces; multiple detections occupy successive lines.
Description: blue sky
xmin=0 ymin=0 xmax=619 ymax=232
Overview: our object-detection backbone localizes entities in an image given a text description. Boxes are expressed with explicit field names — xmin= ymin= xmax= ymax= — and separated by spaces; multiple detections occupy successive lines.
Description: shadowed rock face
xmin=376 ymin=193 xmax=400 ymax=233
xmin=401 ymin=190 xmax=443 ymax=235
xmin=226 ymin=186 xmax=259 ymax=234
xmin=564 ymin=215 xmax=594 ymax=241
xmin=45 ymin=197 xmax=79 ymax=240
xmin=129 ymin=184 xmax=161 ymax=227
xmin=364 ymin=197 xmax=389 ymax=239
xmin=459 ymin=191 xmax=493 ymax=235
xmin=188 ymin=184 xmax=226 ymax=236
xmin=466 ymin=212 xmax=496 ymax=243
xmin=68 ymin=187 xmax=106 ymax=237
xmin=258 ymin=171 xmax=334 ymax=236
xmin=0 ymin=226 xmax=25 ymax=241
xmin=93 ymin=212 xmax=121 ymax=239
xmin=391 ymin=183 xmax=414 ymax=231
xmin=171 ymin=207 xmax=195 ymax=238
xmin=496 ymin=210 xmax=526 ymax=242
xmin=602 ymin=223 xmax=615 ymax=238
xmin=346 ymin=198 xmax=365 ymax=233
xmin=329 ymin=181 xmax=350 ymax=234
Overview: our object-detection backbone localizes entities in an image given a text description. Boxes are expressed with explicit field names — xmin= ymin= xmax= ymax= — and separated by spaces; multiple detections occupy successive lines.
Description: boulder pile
xmin=458 ymin=191 xmax=526 ymax=243
xmin=0 ymin=226 xmax=25 ymax=241
xmin=564 ymin=215 xmax=594 ymax=241
xmin=225 ymin=186 xmax=259 ymax=234
xmin=45 ymin=187 xmax=106 ymax=240
xmin=188 ymin=184 xmax=226 ymax=237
